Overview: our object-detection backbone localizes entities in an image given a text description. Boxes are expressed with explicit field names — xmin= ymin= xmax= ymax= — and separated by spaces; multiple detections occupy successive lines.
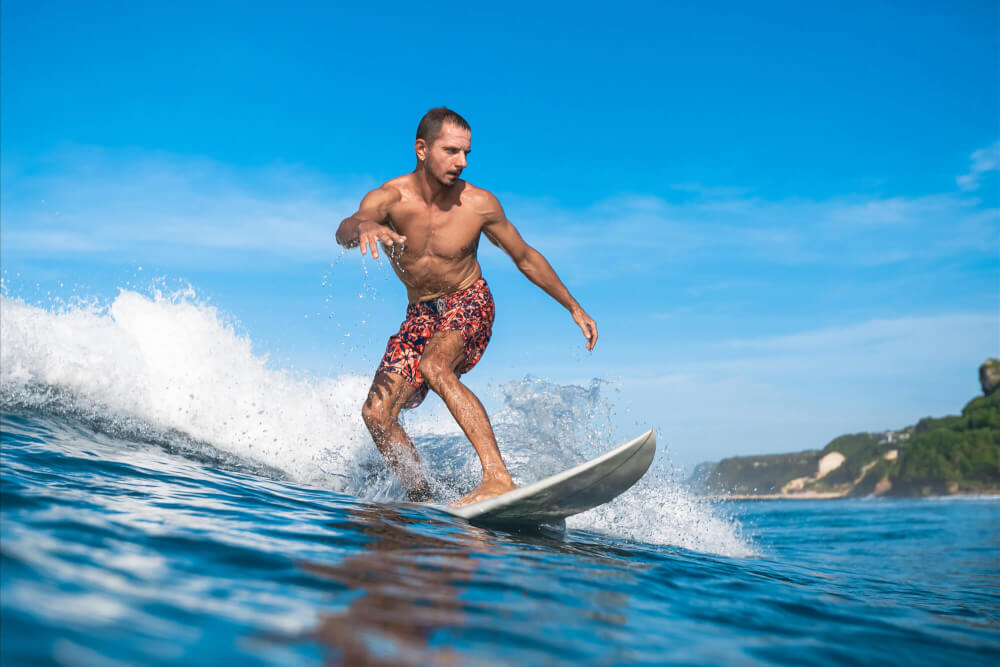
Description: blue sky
xmin=2 ymin=0 xmax=998 ymax=468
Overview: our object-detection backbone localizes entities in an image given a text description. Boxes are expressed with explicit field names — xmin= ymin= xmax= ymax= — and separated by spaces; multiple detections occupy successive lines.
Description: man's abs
xmin=389 ymin=254 xmax=483 ymax=303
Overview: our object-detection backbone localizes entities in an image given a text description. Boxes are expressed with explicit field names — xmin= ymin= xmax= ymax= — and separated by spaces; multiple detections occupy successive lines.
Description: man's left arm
xmin=481 ymin=193 xmax=598 ymax=350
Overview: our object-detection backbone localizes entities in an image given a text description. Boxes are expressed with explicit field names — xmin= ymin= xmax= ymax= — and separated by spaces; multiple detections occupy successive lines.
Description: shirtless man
xmin=336 ymin=107 xmax=598 ymax=506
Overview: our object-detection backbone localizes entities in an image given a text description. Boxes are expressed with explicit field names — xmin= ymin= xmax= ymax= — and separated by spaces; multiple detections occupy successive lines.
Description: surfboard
xmin=435 ymin=429 xmax=655 ymax=526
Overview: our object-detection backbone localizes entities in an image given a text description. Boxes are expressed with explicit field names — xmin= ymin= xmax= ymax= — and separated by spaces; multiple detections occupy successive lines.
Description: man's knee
xmin=361 ymin=395 xmax=392 ymax=433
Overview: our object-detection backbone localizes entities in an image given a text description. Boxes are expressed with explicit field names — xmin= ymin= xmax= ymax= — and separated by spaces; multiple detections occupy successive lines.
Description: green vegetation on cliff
xmin=704 ymin=451 xmax=821 ymax=495
xmin=890 ymin=392 xmax=1000 ymax=493
xmin=694 ymin=389 xmax=1000 ymax=497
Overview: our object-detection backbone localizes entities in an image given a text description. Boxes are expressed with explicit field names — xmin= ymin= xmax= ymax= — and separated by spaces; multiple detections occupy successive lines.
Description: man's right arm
xmin=335 ymin=186 xmax=405 ymax=258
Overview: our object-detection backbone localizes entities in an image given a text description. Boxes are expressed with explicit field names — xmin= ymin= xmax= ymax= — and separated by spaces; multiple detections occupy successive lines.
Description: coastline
xmin=711 ymin=490 xmax=1000 ymax=501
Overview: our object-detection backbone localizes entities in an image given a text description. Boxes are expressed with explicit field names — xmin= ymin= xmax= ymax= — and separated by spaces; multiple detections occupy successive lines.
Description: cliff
xmin=692 ymin=365 xmax=1000 ymax=499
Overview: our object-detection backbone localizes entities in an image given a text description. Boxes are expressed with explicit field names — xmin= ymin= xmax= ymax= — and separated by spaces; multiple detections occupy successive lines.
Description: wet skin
xmin=336 ymin=122 xmax=597 ymax=506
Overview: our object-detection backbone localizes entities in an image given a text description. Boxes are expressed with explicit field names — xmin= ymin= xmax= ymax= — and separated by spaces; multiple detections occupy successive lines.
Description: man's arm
xmin=481 ymin=193 xmax=598 ymax=350
xmin=336 ymin=186 xmax=405 ymax=259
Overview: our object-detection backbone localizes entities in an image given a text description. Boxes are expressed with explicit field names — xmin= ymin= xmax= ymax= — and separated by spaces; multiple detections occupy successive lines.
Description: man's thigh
xmin=366 ymin=372 xmax=419 ymax=416
xmin=419 ymin=330 xmax=467 ymax=375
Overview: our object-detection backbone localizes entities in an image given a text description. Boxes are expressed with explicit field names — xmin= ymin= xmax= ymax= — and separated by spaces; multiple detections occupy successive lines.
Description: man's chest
xmin=390 ymin=203 xmax=483 ymax=257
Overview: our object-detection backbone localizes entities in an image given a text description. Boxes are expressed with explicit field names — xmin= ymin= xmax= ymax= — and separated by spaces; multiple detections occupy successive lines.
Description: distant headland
xmin=690 ymin=359 xmax=1000 ymax=499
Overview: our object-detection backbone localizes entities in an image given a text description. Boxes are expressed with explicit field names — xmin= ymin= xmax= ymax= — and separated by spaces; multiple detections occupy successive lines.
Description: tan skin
xmin=336 ymin=122 xmax=598 ymax=506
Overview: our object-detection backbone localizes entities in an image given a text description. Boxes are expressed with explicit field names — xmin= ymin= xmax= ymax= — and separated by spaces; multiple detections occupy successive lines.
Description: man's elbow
xmin=514 ymin=244 xmax=543 ymax=267
xmin=514 ymin=250 xmax=540 ymax=275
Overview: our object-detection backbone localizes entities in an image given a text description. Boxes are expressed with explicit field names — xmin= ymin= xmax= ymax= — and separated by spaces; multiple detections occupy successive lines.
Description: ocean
xmin=2 ymin=291 xmax=998 ymax=665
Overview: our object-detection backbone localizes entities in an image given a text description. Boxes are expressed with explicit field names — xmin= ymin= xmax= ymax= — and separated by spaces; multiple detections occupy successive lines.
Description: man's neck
xmin=413 ymin=164 xmax=450 ymax=205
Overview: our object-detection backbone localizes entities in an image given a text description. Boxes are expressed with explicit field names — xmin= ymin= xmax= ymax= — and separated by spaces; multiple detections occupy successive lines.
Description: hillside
xmin=693 ymin=365 xmax=1000 ymax=498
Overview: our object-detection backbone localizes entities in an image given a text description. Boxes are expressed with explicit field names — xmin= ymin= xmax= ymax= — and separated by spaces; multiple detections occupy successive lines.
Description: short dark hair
xmin=416 ymin=107 xmax=470 ymax=144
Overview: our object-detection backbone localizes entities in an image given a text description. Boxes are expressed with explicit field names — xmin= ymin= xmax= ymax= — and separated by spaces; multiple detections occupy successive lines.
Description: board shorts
xmin=376 ymin=277 xmax=495 ymax=409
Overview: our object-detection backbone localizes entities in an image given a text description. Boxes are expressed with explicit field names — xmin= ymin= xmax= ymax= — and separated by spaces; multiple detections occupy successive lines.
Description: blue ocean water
xmin=2 ymin=292 xmax=999 ymax=665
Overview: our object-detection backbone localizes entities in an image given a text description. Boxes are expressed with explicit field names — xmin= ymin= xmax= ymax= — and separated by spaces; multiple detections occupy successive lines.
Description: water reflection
xmin=302 ymin=507 xmax=492 ymax=665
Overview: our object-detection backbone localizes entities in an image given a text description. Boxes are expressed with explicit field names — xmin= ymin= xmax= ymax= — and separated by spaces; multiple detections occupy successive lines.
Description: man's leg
xmin=418 ymin=330 xmax=516 ymax=506
xmin=361 ymin=372 xmax=431 ymax=501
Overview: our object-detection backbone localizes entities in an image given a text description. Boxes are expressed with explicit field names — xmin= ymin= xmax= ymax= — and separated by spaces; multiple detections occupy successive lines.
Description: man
xmin=336 ymin=107 xmax=598 ymax=506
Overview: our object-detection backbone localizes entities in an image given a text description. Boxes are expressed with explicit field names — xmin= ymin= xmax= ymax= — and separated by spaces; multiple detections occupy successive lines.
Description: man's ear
xmin=414 ymin=138 xmax=428 ymax=161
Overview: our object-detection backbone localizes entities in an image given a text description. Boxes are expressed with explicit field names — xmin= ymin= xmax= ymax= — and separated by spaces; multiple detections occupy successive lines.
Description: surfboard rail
xmin=436 ymin=429 xmax=656 ymax=525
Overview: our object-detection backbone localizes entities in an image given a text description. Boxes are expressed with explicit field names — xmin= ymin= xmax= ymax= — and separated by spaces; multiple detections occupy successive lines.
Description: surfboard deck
xmin=433 ymin=429 xmax=655 ymax=527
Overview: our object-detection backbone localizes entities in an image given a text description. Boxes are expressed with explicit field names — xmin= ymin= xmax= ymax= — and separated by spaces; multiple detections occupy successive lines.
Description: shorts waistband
xmin=416 ymin=277 xmax=488 ymax=308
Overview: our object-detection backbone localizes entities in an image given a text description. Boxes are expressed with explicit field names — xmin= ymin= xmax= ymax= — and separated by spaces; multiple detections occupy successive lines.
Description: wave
xmin=0 ymin=287 xmax=753 ymax=556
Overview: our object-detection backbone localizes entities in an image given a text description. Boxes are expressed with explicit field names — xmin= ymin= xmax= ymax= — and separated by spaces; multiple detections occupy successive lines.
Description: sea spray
xmin=0 ymin=289 xmax=378 ymax=491
xmin=484 ymin=376 xmax=755 ymax=556
xmin=0 ymin=288 xmax=752 ymax=556
xmin=322 ymin=249 xmax=399 ymax=362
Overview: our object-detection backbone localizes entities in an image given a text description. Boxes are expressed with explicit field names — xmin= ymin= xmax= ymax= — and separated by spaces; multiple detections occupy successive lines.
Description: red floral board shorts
xmin=376 ymin=277 xmax=495 ymax=409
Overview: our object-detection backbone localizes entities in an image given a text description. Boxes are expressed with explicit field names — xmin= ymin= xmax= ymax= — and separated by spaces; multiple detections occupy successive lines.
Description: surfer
xmin=336 ymin=107 xmax=598 ymax=506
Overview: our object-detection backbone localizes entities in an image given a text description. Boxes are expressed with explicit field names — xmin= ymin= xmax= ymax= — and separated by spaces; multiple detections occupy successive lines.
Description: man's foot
xmin=406 ymin=483 xmax=433 ymax=503
xmin=450 ymin=477 xmax=517 ymax=507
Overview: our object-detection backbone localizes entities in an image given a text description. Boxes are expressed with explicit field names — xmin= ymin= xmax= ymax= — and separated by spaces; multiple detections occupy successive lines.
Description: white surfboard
xmin=435 ymin=430 xmax=655 ymax=526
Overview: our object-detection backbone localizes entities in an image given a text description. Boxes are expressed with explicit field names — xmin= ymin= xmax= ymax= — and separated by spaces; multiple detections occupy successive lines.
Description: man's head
xmin=415 ymin=107 xmax=471 ymax=187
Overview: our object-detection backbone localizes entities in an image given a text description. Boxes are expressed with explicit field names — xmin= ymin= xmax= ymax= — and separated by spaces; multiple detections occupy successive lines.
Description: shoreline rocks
xmin=980 ymin=358 xmax=1000 ymax=397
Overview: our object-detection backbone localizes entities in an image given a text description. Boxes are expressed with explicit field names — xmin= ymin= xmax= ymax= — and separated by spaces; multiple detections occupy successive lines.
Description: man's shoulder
xmin=458 ymin=181 xmax=501 ymax=209
xmin=376 ymin=175 xmax=410 ymax=197
xmin=458 ymin=180 xmax=493 ymax=199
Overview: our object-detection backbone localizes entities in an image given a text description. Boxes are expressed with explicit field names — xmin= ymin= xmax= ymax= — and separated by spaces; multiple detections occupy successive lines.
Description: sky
xmin=2 ymin=0 xmax=998 ymax=469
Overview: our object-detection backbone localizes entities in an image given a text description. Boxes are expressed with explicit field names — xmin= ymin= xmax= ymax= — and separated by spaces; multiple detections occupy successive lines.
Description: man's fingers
xmin=581 ymin=319 xmax=598 ymax=350
xmin=362 ymin=234 xmax=379 ymax=258
xmin=360 ymin=230 xmax=405 ymax=258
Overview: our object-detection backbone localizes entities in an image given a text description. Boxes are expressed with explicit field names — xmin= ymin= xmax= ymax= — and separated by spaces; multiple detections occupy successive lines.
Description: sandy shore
xmin=712 ymin=491 xmax=848 ymax=500
xmin=711 ymin=490 xmax=1000 ymax=500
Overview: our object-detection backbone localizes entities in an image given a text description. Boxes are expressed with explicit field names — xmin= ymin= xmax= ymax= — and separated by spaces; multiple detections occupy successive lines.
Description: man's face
xmin=419 ymin=122 xmax=471 ymax=187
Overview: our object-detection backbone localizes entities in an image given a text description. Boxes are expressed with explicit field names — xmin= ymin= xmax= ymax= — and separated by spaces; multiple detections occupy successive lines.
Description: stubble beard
xmin=438 ymin=171 xmax=460 ymax=187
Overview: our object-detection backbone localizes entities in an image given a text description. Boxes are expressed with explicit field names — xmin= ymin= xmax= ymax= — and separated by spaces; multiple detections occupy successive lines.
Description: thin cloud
xmin=611 ymin=310 xmax=998 ymax=463
xmin=957 ymin=141 xmax=1000 ymax=192
xmin=610 ymin=313 xmax=998 ymax=384
xmin=4 ymin=147 xmax=998 ymax=279
xmin=720 ymin=312 xmax=997 ymax=361
xmin=1 ymin=147 xmax=370 ymax=262
xmin=504 ymin=189 xmax=997 ymax=283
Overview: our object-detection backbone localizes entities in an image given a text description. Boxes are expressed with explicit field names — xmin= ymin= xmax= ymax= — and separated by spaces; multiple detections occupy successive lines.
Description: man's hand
xmin=358 ymin=221 xmax=406 ymax=259
xmin=336 ymin=185 xmax=403 ymax=251
xmin=572 ymin=308 xmax=598 ymax=351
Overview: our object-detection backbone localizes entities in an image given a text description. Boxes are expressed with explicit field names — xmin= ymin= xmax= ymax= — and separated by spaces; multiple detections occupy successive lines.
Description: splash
xmin=418 ymin=376 xmax=755 ymax=557
xmin=0 ymin=288 xmax=382 ymax=492
xmin=0 ymin=289 xmax=752 ymax=556
xmin=495 ymin=377 xmax=755 ymax=556
xmin=568 ymin=467 xmax=757 ymax=557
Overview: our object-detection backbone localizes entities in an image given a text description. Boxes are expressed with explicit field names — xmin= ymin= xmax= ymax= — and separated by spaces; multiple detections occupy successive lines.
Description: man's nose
xmin=456 ymin=154 xmax=467 ymax=168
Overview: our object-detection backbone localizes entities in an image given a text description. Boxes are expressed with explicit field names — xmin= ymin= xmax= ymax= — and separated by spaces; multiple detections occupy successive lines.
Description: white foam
xmin=1 ymin=290 xmax=753 ymax=556
xmin=568 ymin=468 xmax=758 ymax=558
xmin=0 ymin=288 xmax=384 ymax=492
xmin=488 ymin=377 xmax=756 ymax=557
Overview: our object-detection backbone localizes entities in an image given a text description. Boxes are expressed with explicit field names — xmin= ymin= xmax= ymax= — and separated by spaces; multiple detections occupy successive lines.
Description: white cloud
xmin=957 ymin=141 xmax=1000 ymax=191
xmin=1 ymin=147 xmax=371 ymax=263
xmin=503 ymin=189 xmax=997 ymax=281
xmin=717 ymin=312 xmax=999 ymax=371
xmin=4 ymin=146 xmax=998 ymax=280
xmin=613 ymin=311 xmax=999 ymax=466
